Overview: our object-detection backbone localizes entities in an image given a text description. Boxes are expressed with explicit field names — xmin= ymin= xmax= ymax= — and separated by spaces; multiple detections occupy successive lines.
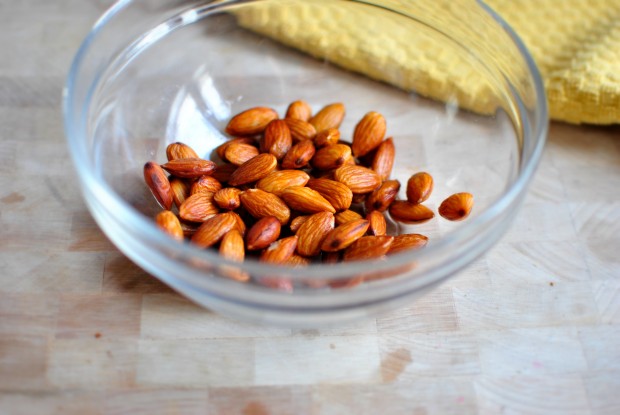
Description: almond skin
xmin=191 ymin=212 xmax=237 ymax=248
xmin=166 ymin=142 xmax=199 ymax=161
xmin=352 ymin=111 xmax=387 ymax=157
xmin=281 ymin=139 xmax=316 ymax=169
xmin=335 ymin=209 xmax=363 ymax=226
xmin=389 ymin=201 xmax=435 ymax=224
xmin=285 ymin=100 xmax=312 ymax=121
xmin=284 ymin=118 xmax=317 ymax=142
xmin=170 ymin=178 xmax=191 ymax=209
xmin=438 ymin=192 xmax=474 ymax=221
xmin=314 ymin=128 xmax=340 ymax=148
xmin=230 ymin=211 xmax=247 ymax=236
xmin=213 ymin=187 xmax=242 ymax=210
xmin=256 ymin=170 xmax=310 ymax=196
xmin=289 ymin=215 xmax=310 ymax=233
xmin=239 ymin=188 xmax=290 ymax=224
xmin=211 ymin=164 xmax=237 ymax=183
xmin=245 ymin=216 xmax=281 ymax=251
xmin=225 ymin=107 xmax=278 ymax=136
xmin=343 ymin=235 xmax=394 ymax=261
xmin=161 ymin=158 xmax=217 ymax=179
xmin=296 ymin=211 xmax=335 ymax=257
xmin=334 ymin=165 xmax=381 ymax=194
xmin=228 ymin=153 xmax=277 ymax=186
xmin=321 ymin=219 xmax=370 ymax=252
xmin=312 ymin=143 xmax=352 ymax=170
xmin=365 ymin=179 xmax=401 ymax=212
xmin=371 ymin=137 xmax=395 ymax=181
xmin=388 ymin=233 xmax=429 ymax=254
xmin=280 ymin=186 xmax=336 ymax=214
xmin=406 ymin=172 xmax=434 ymax=204
xmin=224 ymin=142 xmax=259 ymax=166
xmin=309 ymin=103 xmax=345 ymax=132
xmin=306 ymin=178 xmax=353 ymax=212
xmin=260 ymin=235 xmax=298 ymax=264
xmin=286 ymin=254 xmax=312 ymax=267
xmin=219 ymin=229 xmax=249 ymax=282
xmin=191 ymin=175 xmax=223 ymax=195
xmin=216 ymin=137 xmax=256 ymax=160
xmin=261 ymin=119 xmax=292 ymax=160
xmin=144 ymin=161 xmax=173 ymax=210
xmin=155 ymin=211 xmax=184 ymax=240
xmin=366 ymin=211 xmax=387 ymax=236
xmin=179 ymin=192 xmax=219 ymax=222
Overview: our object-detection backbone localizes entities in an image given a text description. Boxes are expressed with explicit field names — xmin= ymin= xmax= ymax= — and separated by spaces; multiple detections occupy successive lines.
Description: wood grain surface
xmin=0 ymin=1 xmax=619 ymax=414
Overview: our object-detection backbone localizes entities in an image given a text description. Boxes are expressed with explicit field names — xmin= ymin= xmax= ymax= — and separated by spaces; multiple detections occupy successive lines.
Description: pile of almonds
xmin=144 ymin=100 xmax=473 ymax=285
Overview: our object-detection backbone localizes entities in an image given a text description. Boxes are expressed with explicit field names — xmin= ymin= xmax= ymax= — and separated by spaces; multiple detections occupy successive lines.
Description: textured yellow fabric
xmin=236 ymin=0 xmax=620 ymax=125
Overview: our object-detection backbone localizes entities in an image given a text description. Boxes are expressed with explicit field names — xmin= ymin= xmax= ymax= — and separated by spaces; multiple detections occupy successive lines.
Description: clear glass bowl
xmin=64 ymin=0 xmax=547 ymax=326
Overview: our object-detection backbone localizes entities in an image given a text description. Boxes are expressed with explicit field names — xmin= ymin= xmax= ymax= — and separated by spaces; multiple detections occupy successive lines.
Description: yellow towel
xmin=236 ymin=0 xmax=620 ymax=125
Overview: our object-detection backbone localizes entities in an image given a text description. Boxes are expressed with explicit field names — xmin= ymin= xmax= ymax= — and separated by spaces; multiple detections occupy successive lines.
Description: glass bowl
xmin=64 ymin=0 xmax=547 ymax=327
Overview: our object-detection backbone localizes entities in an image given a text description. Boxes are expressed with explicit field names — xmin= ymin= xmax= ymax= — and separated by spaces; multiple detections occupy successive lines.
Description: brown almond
xmin=191 ymin=175 xmax=223 ymax=195
xmin=224 ymin=142 xmax=259 ymax=166
xmin=365 ymin=180 xmax=401 ymax=212
xmin=256 ymin=170 xmax=310 ymax=196
xmin=213 ymin=187 xmax=242 ymax=210
xmin=239 ymin=188 xmax=290 ymax=224
xmin=230 ymin=211 xmax=247 ymax=236
xmin=245 ymin=216 xmax=281 ymax=250
xmin=371 ymin=137 xmax=395 ymax=181
xmin=322 ymin=252 xmax=341 ymax=264
xmin=311 ymin=144 xmax=352 ymax=170
xmin=161 ymin=158 xmax=217 ymax=179
xmin=328 ymin=276 xmax=364 ymax=289
xmin=314 ymin=128 xmax=340 ymax=148
xmin=179 ymin=192 xmax=219 ymax=222
xmin=191 ymin=212 xmax=237 ymax=248
xmin=309 ymin=103 xmax=345 ymax=132
xmin=155 ymin=211 xmax=184 ymax=241
xmin=343 ymin=235 xmax=394 ymax=261
xmin=289 ymin=215 xmax=310 ymax=233
xmin=352 ymin=193 xmax=367 ymax=204
xmin=228 ymin=153 xmax=277 ymax=186
xmin=406 ymin=172 xmax=434 ymax=204
xmin=334 ymin=165 xmax=381 ymax=194
xmin=170 ymin=178 xmax=191 ymax=209
xmin=352 ymin=111 xmax=387 ymax=157
xmin=260 ymin=235 xmax=298 ymax=264
xmin=438 ymin=192 xmax=474 ymax=221
xmin=261 ymin=119 xmax=292 ymax=160
xmin=144 ymin=161 xmax=173 ymax=210
xmin=388 ymin=233 xmax=428 ymax=254
xmin=218 ymin=229 xmax=249 ymax=282
xmin=284 ymin=118 xmax=317 ymax=142
xmin=180 ymin=221 xmax=200 ymax=238
xmin=286 ymin=254 xmax=312 ymax=267
xmin=321 ymin=219 xmax=370 ymax=252
xmin=216 ymin=137 xmax=256 ymax=160
xmin=280 ymin=186 xmax=336 ymax=214
xmin=211 ymin=164 xmax=237 ymax=183
xmin=285 ymin=100 xmax=312 ymax=121
xmin=226 ymin=107 xmax=278 ymax=136
xmin=366 ymin=211 xmax=387 ymax=236
xmin=281 ymin=140 xmax=316 ymax=169
xmin=335 ymin=209 xmax=363 ymax=226
xmin=296 ymin=211 xmax=335 ymax=257
xmin=166 ymin=142 xmax=200 ymax=161
xmin=306 ymin=178 xmax=353 ymax=212
xmin=389 ymin=201 xmax=435 ymax=224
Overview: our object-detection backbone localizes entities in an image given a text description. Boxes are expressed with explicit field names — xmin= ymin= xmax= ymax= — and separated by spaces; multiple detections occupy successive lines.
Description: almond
xmin=216 ymin=137 xmax=256 ymax=160
xmin=438 ymin=192 xmax=474 ymax=221
xmin=289 ymin=215 xmax=310 ymax=233
xmin=161 ymin=158 xmax=217 ymax=179
xmin=286 ymin=254 xmax=312 ymax=267
xmin=352 ymin=111 xmax=387 ymax=157
xmin=180 ymin=221 xmax=200 ymax=238
xmin=371 ymin=137 xmax=395 ymax=181
xmin=285 ymin=100 xmax=312 ymax=121
xmin=170 ymin=178 xmax=190 ymax=209
xmin=191 ymin=212 xmax=237 ymax=248
xmin=155 ymin=211 xmax=184 ymax=240
xmin=281 ymin=140 xmax=316 ymax=169
xmin=260 ymin=235 xmax=298 ymax=264
xmin=211 ymin=164 xmax=237 ymax=183
xmin=328 ymin=276 xmax=364 ymax=289
xmin=219 ymin=229 xmax=249 ymax=282
xmin=335 ymin=209 xmax=363 ymax=226
xmin=284 ymin=118 xmax=317 ymax=142
xmin=258 ymin=277 xmax=293 ymax=292
xmin=306 ymin=178 xmax=353 ymax=212
xmin=352 ymin=193 xmax=367 ymax=204
xmin=309 ymin=103 xmax=345 ymax=132
xmin=322 ymin=251 xmax=341 ymax=264
xmin=406 ymin=172 xmax=434 ymax=204
xmin=343 ymin=235 xmax=394 ymax=261
xmin=228 ymin=153 xmax=277 ymax=186
xmin=144 ymin=161 xmax=173 ymax=210
xmin=389 ymin=201 xmax=435 ymax=224
xmin=239 ymin=188 xmax=290 ymax=224
xmin=225 ymin=107 xmax=278 ymax=136
xmin=261 ymin=119 xmax=292 ymax=160
xmin=280 ymin=186 xmax=336 ymax=214
xmin=256 ymin=170 xmax=310 ymax=195
xmin=179 ymin=192 xmax=219 ymax=222
xmin=190 ymin=176 xmax=221 ymax=195
xmin=224 ymin=142 xmax=259 ymax=166
xmin=245 ymin=216 xmax=281 ymax=250
xmin=314 ymin=128 xmax=340 ymax=148
xmin=365 ymin=180 xmax=401 ymax=212
xmin=311 ymin=144 xmax=352 ymax=170
xmin=296 ymin=211 xmax=335 ymax=256
xmin=213 ymin=187 xmax=242 ymax=210
xmin=166 ymin=142 xmax=200 ymax=161
xmin=321 ymin=219 xmax=370 ymax=252
xmin=366 ymin=211 xmax=387 ymax=236
xmin=230 ymin=211 xmax=247 ymax=236
xmin=388 ymin=233 xmax=428 ymax=254
xmin=334 ymin=165 xmax=381 ymax=194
